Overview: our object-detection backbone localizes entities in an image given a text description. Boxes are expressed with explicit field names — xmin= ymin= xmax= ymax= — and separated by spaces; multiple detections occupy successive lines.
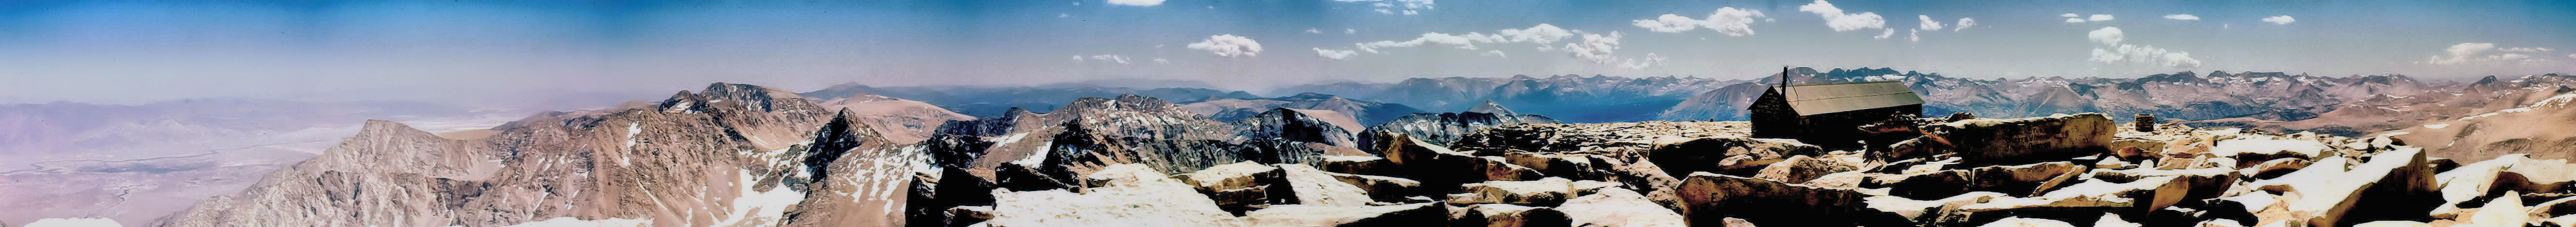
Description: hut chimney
xmin=2134 ymin=114 xmax=2157 ymax=132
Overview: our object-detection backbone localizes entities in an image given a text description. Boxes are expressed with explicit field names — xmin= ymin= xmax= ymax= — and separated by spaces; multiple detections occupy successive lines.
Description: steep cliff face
xmin=157 ymin=83 xmax=860 ymax=227
xmin=778 ymin=110 xmax=923 ymax=227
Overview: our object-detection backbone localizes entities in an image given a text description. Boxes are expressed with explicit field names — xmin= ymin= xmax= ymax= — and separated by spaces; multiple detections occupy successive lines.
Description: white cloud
xmin=2501 ymin=47 xmax=2552 ymax=52
xmin=2085 ymin=26 xmax=2201 ymax=69
xmin=1872 ymin=28 xmax=1893 ymax=39
xmin=1070 ymin=55 xmax=1083 ymax=62
xmin=1187 ymin=34 xmax=1263 ymax=57
xmin=2261 ymin=15 xmax=2295 ymax=24
xmin=1349 ymin=24 xmax=1656 ymax=68
xmin=2086 ymin=27 xmax=2123 ymax=46
xmin=1955 ymin=18 xmax=1976 ymax=31
xmin=1798 ymin=0 xmax=1886 ymax=32
xmin=1072 ymin=1 xmax=1081 ymax=5
xmin=1375 ymin=8 xmax=1393 ymax=14
xmin=2568 ymin=53 xmax=2576 ymax=59
xmin=2163 ymin=14 xmax=2200 ymax=20
xmin=2065 ymin=18 xmax=2088 ymax=23
xmin=1634 ymin=14 xmax=1702 ymax=32
xmin=1632 ymin=7 xmax=1767 ymax=36
xmin=1059 ymin=13 xmax=1071 ymax=18
xmin=2061 ymin=13 xmax=2079 ymax=18
xmin=1086 ymin=55 xmax=1132 ymax=64
xmin=1916 ymin=15 xmax=1945 ymax=31
xmin=1564 ymin=31 xmax=1623 ymax=63
xmin=1345 ymin=28 xmax=1357 ymax=34
xmin=1498 ymin=24 xmax=1574 ymax=43
xmin=1353 ymin=24 xmax=1567 ymax=54
xmin=2088 ymin=14 xmax=2114 ymax=21
xmin=1314 ymin=48 xmax=1358 ymax=60
xmin=1153 ymin=58 xmax=1170 ymax=64
xmin=2438 ymin=43 xmax=2496 ymax=64
xmin=1107 ymin=0 xmax=1163 ymax=6
xmin=1907 ymin=29 xmax=1920 ymax=42
xmin=1357 ymin=32 xmax=1500 ymax=53
xmin=1306 ymin=28 xmax=1322 ymax=34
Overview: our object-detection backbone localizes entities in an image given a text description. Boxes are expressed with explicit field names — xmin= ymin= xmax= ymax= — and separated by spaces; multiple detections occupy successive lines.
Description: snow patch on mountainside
xmin=711 ymin=169 xmax=806 ymax=227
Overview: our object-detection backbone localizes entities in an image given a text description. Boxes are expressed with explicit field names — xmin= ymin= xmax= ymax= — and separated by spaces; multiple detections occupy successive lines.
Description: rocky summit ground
xmin=911 ymin=113 xmax=2576 ymax=227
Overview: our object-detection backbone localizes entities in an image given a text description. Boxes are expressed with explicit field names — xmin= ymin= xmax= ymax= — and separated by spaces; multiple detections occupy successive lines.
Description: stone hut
xmin=1748 ymin=72 xmax=1926 ymax=151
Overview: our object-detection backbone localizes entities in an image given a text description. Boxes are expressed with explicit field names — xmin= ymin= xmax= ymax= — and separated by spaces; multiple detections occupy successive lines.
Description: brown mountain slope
xmin=156 ymin=83 xmax=884 ymax=227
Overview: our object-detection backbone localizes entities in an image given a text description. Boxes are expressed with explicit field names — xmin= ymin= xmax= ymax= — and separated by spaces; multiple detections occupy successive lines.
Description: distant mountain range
xmin=1654 ymin=67 xmax=2459 ymax=129
xmin=1276 ymin=75 xmax=1737 ymax=123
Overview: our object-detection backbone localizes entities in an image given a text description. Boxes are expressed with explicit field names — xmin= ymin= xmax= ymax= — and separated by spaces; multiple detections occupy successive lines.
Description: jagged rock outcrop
xmin=1447 ymin=177 xmax=1575 ymax=207
xmin=1558 ymin=188 xmax=1687 ymax=227
xmin=1676 ymin=173 xmax=1904 ymax=226
xmin=1181 ymin=162 xmax=1285 ymax=212
xmin=1359 ymin=107 xmax=1560 ymax=150
xmin=1230 ymin=108 xmax=1368 ymax=156
xmin=984 ymin=164 xmax=1242 ymax=226
xmin=1374 ymin=132 xmax=1544 ymax=189
xmin=921 ymin=94 xmax=1357 ymax=189
xmin=1448 ymin=204 xmax=1570 ymax=227
xmin=1646 ymin=136 xmax=1823 ymax=177
xmin=1241 ymin=203 xmax=1444 ymax=226
xmin=1751 ymin=154 xmax=1867 ymax=184
xmin=1909 ymin=113 xmax=2114 ymax=165
xmin=779 ymin=110 xmax=923 ymax=227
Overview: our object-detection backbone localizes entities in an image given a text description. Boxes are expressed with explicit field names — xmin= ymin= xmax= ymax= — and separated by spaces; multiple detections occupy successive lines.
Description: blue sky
xmin=2 ymin=0 xmax=2573 ymax=104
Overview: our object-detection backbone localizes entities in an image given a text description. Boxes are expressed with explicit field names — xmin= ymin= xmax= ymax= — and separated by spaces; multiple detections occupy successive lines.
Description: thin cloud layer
xmin=2262 ymin=15 xmax=2296 ymax=24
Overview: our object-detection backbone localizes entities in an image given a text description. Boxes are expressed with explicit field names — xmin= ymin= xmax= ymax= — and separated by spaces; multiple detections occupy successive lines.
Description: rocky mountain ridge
xmin=155 ymin=83 xmax=876 ymax=227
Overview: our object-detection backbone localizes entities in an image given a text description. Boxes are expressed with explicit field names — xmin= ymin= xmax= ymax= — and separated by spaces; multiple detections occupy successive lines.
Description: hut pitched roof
xmin=1770 ymin=81 xmax=1924 ymax=116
